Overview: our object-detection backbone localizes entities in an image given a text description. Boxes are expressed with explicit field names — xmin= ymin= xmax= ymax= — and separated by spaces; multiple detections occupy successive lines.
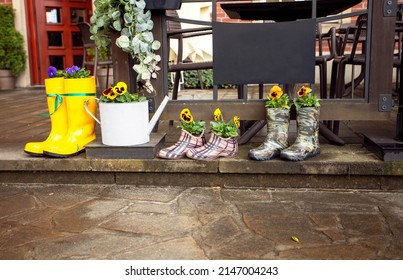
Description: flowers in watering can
xmin=265 ymin=85 xmax=291 ymax=109
xmin=47 ymin=65 xmax=90 ymax=79
xmin=178 ymin=108 xmax=205 ymax=136
xmin=294 ymin=86 xmax=320 ymax=108
xmin=210 ymin=108 xmax=240 ymax=138
xmin=100 ymin=81 xmax=147 ymax=103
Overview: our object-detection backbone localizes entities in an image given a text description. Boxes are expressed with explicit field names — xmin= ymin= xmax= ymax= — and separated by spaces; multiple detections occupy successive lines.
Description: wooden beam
xmin=160 ymin=100 xmax=390 ymax=121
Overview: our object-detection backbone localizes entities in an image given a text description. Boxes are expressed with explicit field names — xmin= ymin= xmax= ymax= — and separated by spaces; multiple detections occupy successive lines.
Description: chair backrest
xmin=166 ymin=9 xmax=184 ymax=43
xmin=77 ymin=22 xmax=95 ymax=47
xmin=166 ymin=10 xmax=182 ymax=33
xmin=316 ymin=24 xmax=336 ymax=60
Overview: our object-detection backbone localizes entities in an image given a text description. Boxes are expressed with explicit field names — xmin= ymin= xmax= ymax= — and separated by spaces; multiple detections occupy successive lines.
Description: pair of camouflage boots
xmin=249 ymin=106 xmax=320 ymax=161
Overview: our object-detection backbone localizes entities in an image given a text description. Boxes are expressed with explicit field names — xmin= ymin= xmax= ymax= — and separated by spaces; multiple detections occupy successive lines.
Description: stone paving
xmin=1 ymin=183 xmax=403 ymax=260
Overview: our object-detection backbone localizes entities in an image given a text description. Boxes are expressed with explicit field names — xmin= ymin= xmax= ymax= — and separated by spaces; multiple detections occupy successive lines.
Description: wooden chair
xmin=329 ymin=13 xmax=402 ymax=135
xmin=166 ymin=10 xmax=213 ymax=100
xmin=77 ymin=22 xmax=113 ymax=89
xmin=315 ymin=24 xmax=337 ymax=99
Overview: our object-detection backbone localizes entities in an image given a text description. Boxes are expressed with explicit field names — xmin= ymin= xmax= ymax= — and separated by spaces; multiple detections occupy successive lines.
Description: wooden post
xmin=111 ymin=31 xmax=136 ymax=91
xmin=367 ymin=0 xmax=396 ymax=104
xmin=149 ymin=9 xmax=166 ymax=110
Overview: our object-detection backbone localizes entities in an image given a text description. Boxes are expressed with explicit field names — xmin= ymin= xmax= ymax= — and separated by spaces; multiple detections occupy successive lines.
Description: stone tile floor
xmin=1 ymin=184 xmax=403 ymax=260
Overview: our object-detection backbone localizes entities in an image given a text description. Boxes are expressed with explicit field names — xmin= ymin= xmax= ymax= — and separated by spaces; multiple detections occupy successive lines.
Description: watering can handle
xmin=84 ymin=98 xmax=101 ymax=125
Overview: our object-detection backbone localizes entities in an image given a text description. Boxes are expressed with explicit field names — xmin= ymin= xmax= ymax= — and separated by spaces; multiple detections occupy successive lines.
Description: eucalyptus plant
xmin=90 ymin=0 xmax=161 ymax=93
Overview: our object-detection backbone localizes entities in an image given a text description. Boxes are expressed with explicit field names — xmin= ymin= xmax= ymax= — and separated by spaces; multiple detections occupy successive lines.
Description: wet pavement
xmin=1 ymin=184 xmax=403 ymax=260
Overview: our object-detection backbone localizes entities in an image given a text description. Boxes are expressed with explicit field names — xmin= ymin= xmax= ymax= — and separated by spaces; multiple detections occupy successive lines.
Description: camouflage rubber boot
xmin=248 ymin=108 xmax=290 ymax=160
xmin=280 ymin=106 xmax=320 ymax=161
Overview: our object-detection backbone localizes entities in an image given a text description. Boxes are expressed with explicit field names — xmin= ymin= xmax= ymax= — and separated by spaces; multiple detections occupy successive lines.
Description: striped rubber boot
xmin=158 ymin=129 xmax=206 ymax=159
xmin=186 ymin=132 xmax=238 ymax=160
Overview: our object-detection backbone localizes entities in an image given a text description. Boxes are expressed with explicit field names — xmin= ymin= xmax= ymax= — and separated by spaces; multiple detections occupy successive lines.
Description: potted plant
xmin=84 ymin=81 xmax=169 ymax=146
xmin=280 ymin=86 xmax=321 ymax=161
xmin=25 ymin=66 xmax=98 ymax=157
xmin=0 ymin=5 xmax=27 ymax=90
xmin=87 ymin=47 xmax=114 ymax=87
xmin=249 ymin=85 xmax=292 ymax=161
xmin=186 ymin=108 xmax=240 ymax=160
xmin=90 ymin=0 xmax=161 ymax=93
xmin=158 ymin=108 xmax=206 ymax=159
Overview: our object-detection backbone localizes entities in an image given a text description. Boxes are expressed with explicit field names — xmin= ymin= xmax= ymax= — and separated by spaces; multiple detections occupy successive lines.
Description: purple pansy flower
xmin=47 ymin=66 xmax=57 ymax=78
xmin=66 ymin=65 xmax=80 ymax=75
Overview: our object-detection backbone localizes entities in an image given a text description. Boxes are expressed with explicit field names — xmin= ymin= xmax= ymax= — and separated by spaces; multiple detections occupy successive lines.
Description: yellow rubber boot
xmin=43 ymin=76 xmax=97 ymax=157
xmin=24 ymin=77 xmax=67 ymax=156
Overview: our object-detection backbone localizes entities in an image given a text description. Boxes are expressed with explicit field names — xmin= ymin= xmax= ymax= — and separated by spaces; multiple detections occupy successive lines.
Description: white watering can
xmin=85 ymin=96 xmax=169 ymax=146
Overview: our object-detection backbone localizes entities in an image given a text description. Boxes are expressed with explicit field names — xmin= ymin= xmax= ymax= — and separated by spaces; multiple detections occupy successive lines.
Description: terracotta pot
xmin=0 ymin=69 xmax=15 ymax=90
xmin=97 ymin=67 xmax=113 ymax=89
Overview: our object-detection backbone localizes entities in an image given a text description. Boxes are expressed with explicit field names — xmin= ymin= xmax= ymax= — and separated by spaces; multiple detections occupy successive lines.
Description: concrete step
xmin=1 ymin=144 xmax=402 ymax=190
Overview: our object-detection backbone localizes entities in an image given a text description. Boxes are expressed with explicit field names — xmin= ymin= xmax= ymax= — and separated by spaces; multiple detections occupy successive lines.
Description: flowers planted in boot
xmin=159 ymin=108 xmax=206 ymax=159
xmin=281 ymin=86 xmax=320 ymax=161
xmin=186 ymin=108 xmax=240 ymax=160
xmin=24 ymin=75 xmax=67 ymax=156
xmin=43 ymin=67 xmax=97 ymax=157
xmin=249 ymin=85 xmax=291 ymax=160
xmin=186 ymin=132 xmax=238 ymax=160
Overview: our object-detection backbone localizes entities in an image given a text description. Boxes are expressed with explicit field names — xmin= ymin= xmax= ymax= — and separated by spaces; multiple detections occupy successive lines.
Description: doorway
xmin=25 ymin=0 xmax=93 ymax=85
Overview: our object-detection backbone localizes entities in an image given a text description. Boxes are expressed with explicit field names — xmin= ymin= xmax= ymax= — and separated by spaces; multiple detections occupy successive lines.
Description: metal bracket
xmin=378 ymin=94 xmax=392 ymax=111
xmin=384 ymin=0 xmax=397 ymax=17
xmin=147 ymin=97 xmax=155 ymax=113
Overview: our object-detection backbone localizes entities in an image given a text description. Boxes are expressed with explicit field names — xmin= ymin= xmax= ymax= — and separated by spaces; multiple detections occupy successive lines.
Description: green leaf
xmin=142 ymin=32 xmax=154 ymax=43
xmin=113 ymin=20 xmax=122 ymax=31
xmin=123 ymin=13 xmax=132 ymax=24
xmin=112 ymin=10 xmax=121 ymax=20
xmin=136 ymin=0 xmax=146 ymax=10
xmin=152 ymin=41 xmax=161 ymax=51
xmin=116 ymin=35 xmax=130 ymax=49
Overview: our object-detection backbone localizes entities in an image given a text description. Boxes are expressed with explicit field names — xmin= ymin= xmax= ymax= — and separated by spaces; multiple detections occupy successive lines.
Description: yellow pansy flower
xmin=269 ymin=85 xmax=283 ymax=100
xmin=180 ymin=108 xmax=193 ymax=123
xmin=102 ymin=87 xmax=113 ymax=98
xmin=233 ymin=116 xmax=240 ymax=128
xmin=214 ymin=108 xmax=222 ymax=121
xmin=297 ymin=86 xmax=312 ymax=97
xmin=113 ymin=81 xmax=128 ymax=95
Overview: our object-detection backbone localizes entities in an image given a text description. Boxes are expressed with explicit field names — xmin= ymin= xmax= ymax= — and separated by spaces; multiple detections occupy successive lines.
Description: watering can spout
xmin=147 ymin=96 xmax=170 ymax=135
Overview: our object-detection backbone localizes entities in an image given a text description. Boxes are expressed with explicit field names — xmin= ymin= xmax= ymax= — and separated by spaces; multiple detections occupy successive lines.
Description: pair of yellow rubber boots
xmin=24 ymin=77 xmax=97 ymax=157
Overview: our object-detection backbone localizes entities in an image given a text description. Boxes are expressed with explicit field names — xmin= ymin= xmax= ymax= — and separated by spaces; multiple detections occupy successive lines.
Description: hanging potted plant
xmin=84 ymin=81 xmax=169 ymax=146
xmin=90 ymin=0 xmax=162 ymax=93
xmin=0 ymin=5 xmax=27 ymax=90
